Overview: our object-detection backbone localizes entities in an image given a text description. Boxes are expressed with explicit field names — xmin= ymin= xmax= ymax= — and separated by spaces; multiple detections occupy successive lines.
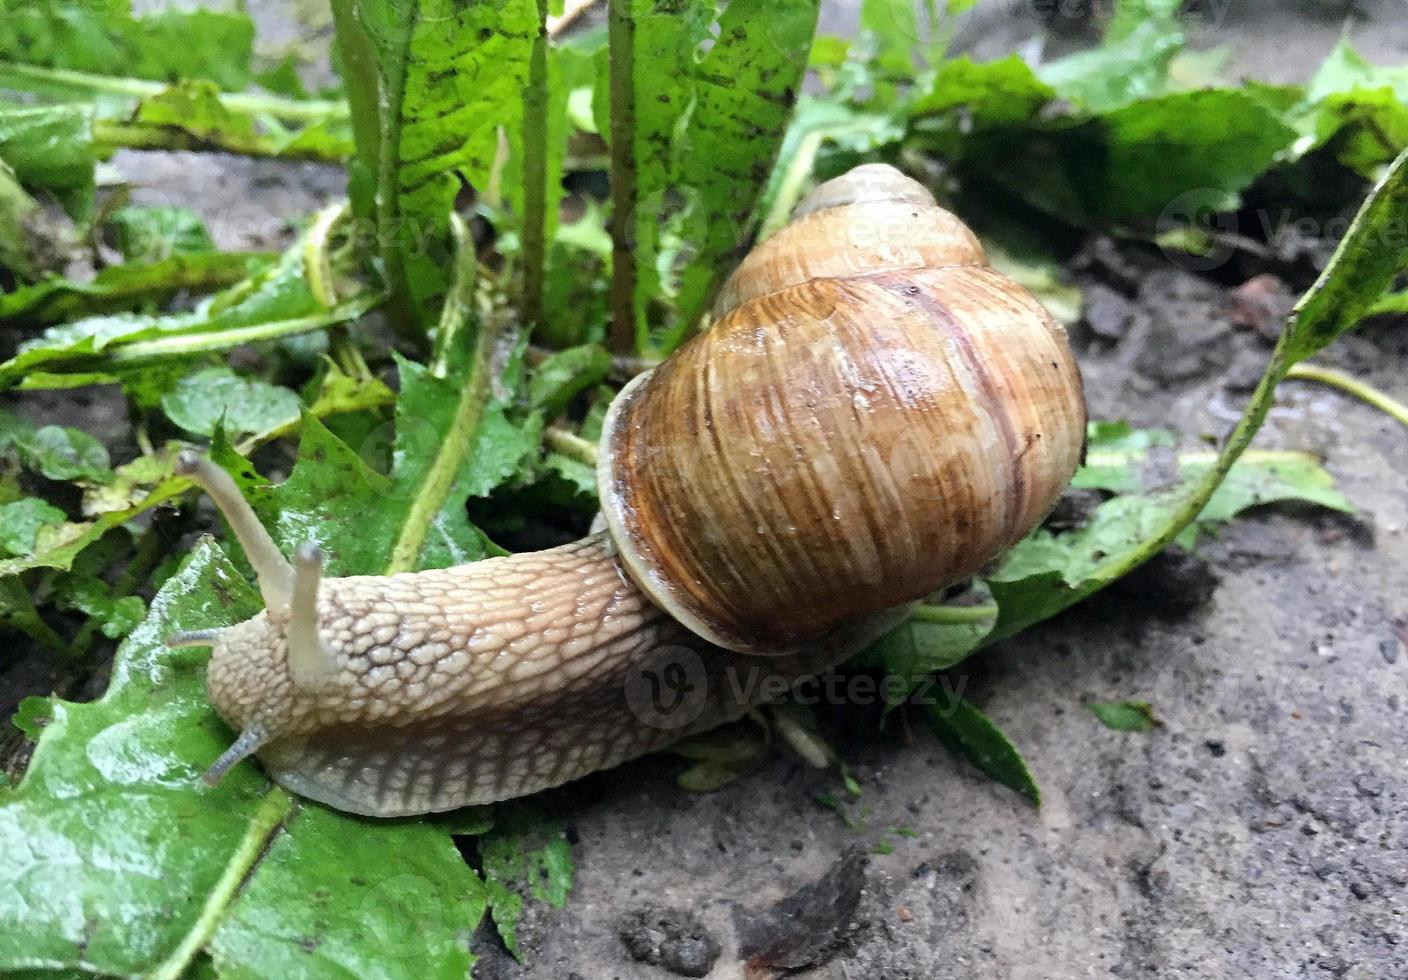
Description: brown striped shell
xmin=598 ymin=164 xmax=1087 ymax=655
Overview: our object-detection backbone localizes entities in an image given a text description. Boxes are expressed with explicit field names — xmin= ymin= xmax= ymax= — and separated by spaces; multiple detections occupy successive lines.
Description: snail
xmin=168 ymin=164 xmax=1087 ymax=817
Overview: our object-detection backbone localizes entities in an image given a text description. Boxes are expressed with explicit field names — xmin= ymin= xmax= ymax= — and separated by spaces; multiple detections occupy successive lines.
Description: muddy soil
xmin=3 ymin=2 xmax=1406 ymax=978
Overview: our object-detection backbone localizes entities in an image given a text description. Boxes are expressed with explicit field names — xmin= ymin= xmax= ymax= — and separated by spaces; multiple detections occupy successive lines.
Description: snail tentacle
xmin=202 ymin=722 xmax=272 ymax=786
xmin=287 ymin=542 xmax=338 ymax=691
xmin=175 ymin=450 xmax=294 ymax=615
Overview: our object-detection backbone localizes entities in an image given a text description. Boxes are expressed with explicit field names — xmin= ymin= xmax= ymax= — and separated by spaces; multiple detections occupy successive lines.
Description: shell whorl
xmin=598 ymin=165 xmax=1087 ymax=654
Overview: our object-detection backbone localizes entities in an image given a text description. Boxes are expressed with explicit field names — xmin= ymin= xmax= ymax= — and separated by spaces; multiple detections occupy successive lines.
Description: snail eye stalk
xmin=202 ymin=722 xmax=270 ymax=786
xmin=175 ymin=451 xmax=295 ymax=616
xmin=286 ymin=542 xmax=338 ymax=691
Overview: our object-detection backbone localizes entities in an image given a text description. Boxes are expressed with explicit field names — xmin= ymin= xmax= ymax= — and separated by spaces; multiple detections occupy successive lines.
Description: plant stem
xmin=147 ymin=789 xmax=295 ymax=980
xmin=0 ymin=61 xmax=348 ymax=121
xmin=91 ymin=119 xmax=350 ymax=164
xmin=301 ymin=201 xmax=351 ymax=307
xmin=0 ymin=580 xmax=66 ymax=653
xmin=757 ymin=129 xmax=825 ymax=242
xmin=520 ymin=0 xmax=551 ymax=330
xmin=1059 ymin=343 xmax=1292 ymax=619
xmin=371 ymin=3 xmax=422 ymax=344
xmin=104 ymin=295 xmax=380 ymax=365
xmin=606 ymin=0 xmax=638 ymax=355
xmin=544 ymin=424 xmax=599 ymax=467
xmin=388 ymin=225 xmax=499 ymax=573
xmin=911 ymin=603 xmax=998 ymax=625
xmin=327 ymin=0 xmax=383 ymax=187
xmin=1285 ymin=362 xmax=1408 ymax=430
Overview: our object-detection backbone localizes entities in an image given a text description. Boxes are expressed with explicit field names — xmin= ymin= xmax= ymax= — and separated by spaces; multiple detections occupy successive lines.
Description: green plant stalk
xmin=1285 ymin=362 xmax=1408 ymax=429
xmin=429 ymin=214 xmax=476 ymax=374
xmin=369 ymin=2 xmax=422 ymax=344
xmin=520 ymin=0 xmax=551 ymax=329
xmin=988 ymin=147 xmax=1408 ymax=642
xmin=146 ymin=788 xmax=295 ymax=980
xmin=327 ymin=0 xmax=384 ymax=189
xmin=0 ymin=579 xmax=66 ymax=653
xmin=0 ymin=61 xmax=347 ymax=120
xmin=606 ymin=0 xmax=638 ymax=355
xmin=1 ymin=254 xmax=272 ymax=332
xmin=544 ymin=424 xmax=600 ymax=467
xmin=757 ymin=129 xmax=825 ymax=242
xmin=911 ymin=603 xmax=998 ymax=625
xmin=91 ymin=119 xmax=351 ymax=164
xmin=80 ymin=296 xmax=381 ymax=367
xmin=388 ymin=230 xmax=500 ymax=573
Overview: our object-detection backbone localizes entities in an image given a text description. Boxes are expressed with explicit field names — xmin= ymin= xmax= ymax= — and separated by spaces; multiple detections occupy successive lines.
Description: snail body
xmin=172 ymin=165 xmax=1086 ymax=817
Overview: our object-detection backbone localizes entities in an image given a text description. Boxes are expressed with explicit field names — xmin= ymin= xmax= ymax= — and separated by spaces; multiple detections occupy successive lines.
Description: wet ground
xmin=4 ymin=2 xmax=1406 ymax=977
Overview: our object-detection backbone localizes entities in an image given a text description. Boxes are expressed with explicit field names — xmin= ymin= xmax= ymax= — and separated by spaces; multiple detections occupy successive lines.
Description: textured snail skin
xmin=206 ymin=533 xmax=904 ymax=817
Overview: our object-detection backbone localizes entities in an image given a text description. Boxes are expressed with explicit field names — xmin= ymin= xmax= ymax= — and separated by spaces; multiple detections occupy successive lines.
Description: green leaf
xmin=527 ymin=343 xmax=611 ymax=416
xmin=755 ymin=96 xmax=905 ymax=241
xmin=1035 ymin=19 xmax=1185 ymax=111
xmin=612 ymin=0 xmax=820 ymax=349
xmin=50 ymin=573 xmax=147 ymax=639
xmin=0 ymin=233 xmax=375 ymax=390
xmin=11 ymin=695 xmax=52 ymax=739
xmin=133 ymin=78 xmax=256 ymax=142
xmin=925 ymin=697 xmax=1040 ymax=806
xmin=479 ymin=803 xmax=573 ymax=959
xmin=669 ymin=722 xmax=770 ymax=793
xmin=0 ymin=542 xmax=488 ymax=976
xmin=385 ymin=353 xmax=538 ymax=571
xmin=985 ymin=148 xmax=1408 ymax=642
xmin=1088 ymin=700 xmax=1162 ymax=732
xmin=910 ymin=54 xmax=1055 ymax=127
xmin=859 ymin=0 xmax=927 ymax=76
xmin=0 ymin=498 xmax=66 ymax=556
xmin=1036 ymin=90 xmax=1296 ymax=224
xmin=909 ymin=58 xmax=1296 ymax=227
xmin=857 ymin=591 xmax=996 ymax=709
xmin=0 ymin=3 xmax=255 ymax=91
xmin=0 ymin=370 xmax=390 ymax=583
xmin=1287 ymin=149 xmax=1408 ymax=365
xmin=0 ymin=252 xmax=272 ymax=331
xmin=162 ymin=367 xmax=303 ymax=440
xmin=0 ymin=103 xmax=95 ymax=218
xmin=1295 ymin=40 xmax=1408 ymax=176
xmin=213 ymin=338 xmax=534 ymax=579
xmin=357 ymin=0 xmax=539 ymax=324
xmin=1178 ymin=450 xmax=1352 ymax=546
xmin=669 ymin=0 xmax=822 ymax=339
xmin=0 ymin=416 xmax=112 ymax=482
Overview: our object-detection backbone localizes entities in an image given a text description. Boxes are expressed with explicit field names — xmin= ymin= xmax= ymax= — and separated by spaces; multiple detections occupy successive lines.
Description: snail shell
xmin=601 ymin=164 xmax=1086 ymax=653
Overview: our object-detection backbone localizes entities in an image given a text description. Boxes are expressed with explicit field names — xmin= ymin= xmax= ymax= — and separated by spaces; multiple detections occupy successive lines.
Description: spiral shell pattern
xmin=599 ymin=164 xmax=1087 ymax=653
